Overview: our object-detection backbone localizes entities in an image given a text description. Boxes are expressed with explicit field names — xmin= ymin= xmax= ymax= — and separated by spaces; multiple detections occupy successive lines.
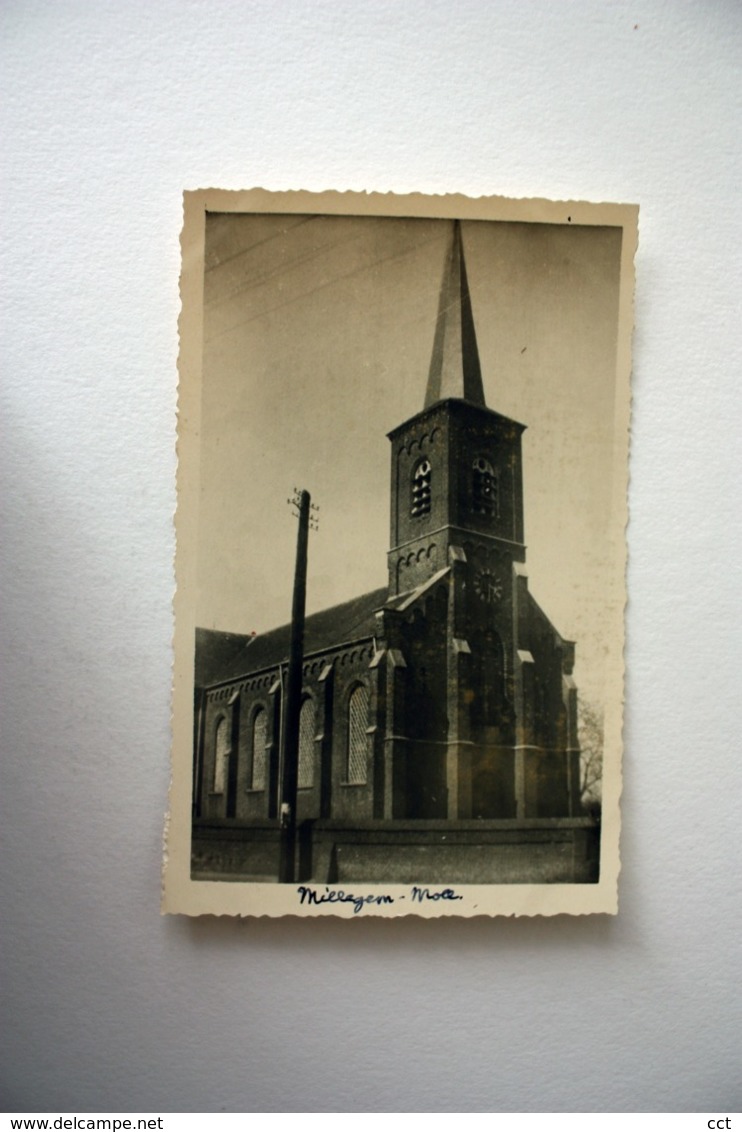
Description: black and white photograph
xmin=7 ymin=0 xmax=739 ymax=1112
xmin=164 ymin=189 xmax=635 ymax=918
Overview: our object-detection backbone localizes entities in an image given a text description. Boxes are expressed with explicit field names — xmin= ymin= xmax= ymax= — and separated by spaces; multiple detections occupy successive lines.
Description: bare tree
xmin=578 ymin=701 xmax=603 ymax=816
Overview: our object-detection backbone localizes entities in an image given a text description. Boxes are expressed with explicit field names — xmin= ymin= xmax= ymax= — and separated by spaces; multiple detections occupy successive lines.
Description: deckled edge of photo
xmin=162 ymin=187 xmax=638 ymax=920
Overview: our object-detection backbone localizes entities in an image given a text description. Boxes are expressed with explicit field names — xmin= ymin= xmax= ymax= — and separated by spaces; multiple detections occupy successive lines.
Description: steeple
xmin=387 ymin=217 xmax=525 ymax=599
xmin=424 ymin=220 xmax=486 ymax=409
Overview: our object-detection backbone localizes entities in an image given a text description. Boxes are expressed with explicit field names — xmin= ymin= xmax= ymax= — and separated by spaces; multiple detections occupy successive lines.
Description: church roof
xmin=195 ymin=628 xmax=256 ymax=688
xmin=198 ymin=585 xmax=389 ymax=688
xmin=424 ymin=220 xmax=486 ymax=409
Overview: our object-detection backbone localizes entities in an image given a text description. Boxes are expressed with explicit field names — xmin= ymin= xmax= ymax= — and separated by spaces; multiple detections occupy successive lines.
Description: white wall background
xmin=3 ymin=0 xmax=740 ymax=1113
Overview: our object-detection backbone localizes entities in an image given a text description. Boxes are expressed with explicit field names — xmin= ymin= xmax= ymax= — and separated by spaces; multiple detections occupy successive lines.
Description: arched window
xmin=251 ymin=707 xmax=267 ymax=790
xmin=347 ymin=684 xmax=369 ymax=784
xmin=213 ymin=716 xmax=229 ymax=794
xmin=472 ymin=456 xmax=498 ymax=516
xmin=297 ymin=697 xmax=315 ymax=789
xmin=411 ymin=459 xmax=432 ymax=517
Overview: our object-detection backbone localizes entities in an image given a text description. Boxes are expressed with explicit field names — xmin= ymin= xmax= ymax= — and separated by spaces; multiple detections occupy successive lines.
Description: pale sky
xmin=195 ymin=213 xmax=623 ymax=710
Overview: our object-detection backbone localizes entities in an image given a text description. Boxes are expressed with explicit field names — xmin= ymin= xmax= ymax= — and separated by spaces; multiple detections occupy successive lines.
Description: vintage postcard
xmin=163 ymin=188 xmax=636 ymax=918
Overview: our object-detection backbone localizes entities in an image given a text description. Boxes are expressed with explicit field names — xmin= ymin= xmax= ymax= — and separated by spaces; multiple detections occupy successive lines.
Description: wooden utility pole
xmin=278 ymin=488 xmax=317 ymax=883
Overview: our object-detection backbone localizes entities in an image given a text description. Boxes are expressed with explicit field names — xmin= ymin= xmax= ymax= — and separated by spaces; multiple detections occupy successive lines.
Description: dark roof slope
xmin=198 ymin=585 xmax=389 ymax=688
xmin=194 ymin=628 xmax=257 ymax=688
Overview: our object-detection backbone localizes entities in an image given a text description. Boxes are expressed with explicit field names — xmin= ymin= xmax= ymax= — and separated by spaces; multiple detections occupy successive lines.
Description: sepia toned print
xmin=163 ymin=189 xmax=636 ymax=918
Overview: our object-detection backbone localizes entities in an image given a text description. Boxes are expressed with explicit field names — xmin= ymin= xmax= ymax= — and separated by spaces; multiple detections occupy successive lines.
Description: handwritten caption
xmin=297 ymin=884 xmax=464 ymax=915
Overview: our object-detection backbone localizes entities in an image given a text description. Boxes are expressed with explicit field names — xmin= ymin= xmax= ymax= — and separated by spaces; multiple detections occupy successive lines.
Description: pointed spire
xmin=424 ymin=220 xmax=486 ymax=409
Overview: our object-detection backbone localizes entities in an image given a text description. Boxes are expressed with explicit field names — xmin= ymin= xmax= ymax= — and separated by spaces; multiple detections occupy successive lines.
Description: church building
xmin=191 ymin=222 xmax=598 ymax=885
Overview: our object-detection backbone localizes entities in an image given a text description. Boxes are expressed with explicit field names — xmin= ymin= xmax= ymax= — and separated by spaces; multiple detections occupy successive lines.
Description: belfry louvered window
xmin=411 ymin=459 xmax=432 ymax=517
xmin=251 ymin=707 xmax=267 ymax=790
xmin=472 ymin=457 xmax=498 ymax=516
xmin=347 ymin=684 xmax=369 ymax=784
xmin=297 ymin=697 xmax=315 ymax=789
xmin=213 ymin=716 xmax=229 ymax=794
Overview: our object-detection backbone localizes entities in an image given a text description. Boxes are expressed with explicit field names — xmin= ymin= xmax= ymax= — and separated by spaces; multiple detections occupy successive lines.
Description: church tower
xmin=388 ymin=221 xmax=526 ymax=600
xmin=379 ymin=221 xmax=580 ymax=823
